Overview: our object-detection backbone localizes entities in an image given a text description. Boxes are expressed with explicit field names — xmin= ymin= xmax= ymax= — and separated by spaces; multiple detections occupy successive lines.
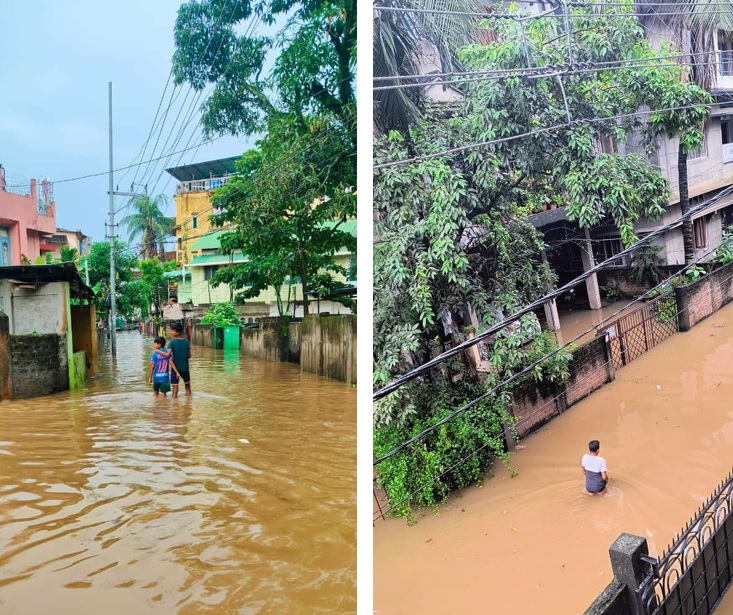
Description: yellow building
xmin=165 ymin=156 xmax=239 ymax=264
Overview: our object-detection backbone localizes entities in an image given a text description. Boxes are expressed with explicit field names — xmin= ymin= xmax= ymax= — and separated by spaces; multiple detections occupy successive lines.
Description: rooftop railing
xmin=175 ymin=174 xmax=234 ymax=194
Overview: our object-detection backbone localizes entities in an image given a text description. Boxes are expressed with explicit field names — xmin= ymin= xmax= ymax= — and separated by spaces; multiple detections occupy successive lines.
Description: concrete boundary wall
xmin=192 ymin=315 xmax=357 ymax=385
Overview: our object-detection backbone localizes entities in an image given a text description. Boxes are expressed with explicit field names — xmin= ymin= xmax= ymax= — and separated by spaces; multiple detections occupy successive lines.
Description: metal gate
xmin=603 ymin=293 xmax=678 ymax=370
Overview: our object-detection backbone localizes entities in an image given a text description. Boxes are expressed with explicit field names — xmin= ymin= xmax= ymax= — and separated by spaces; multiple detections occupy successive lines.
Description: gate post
xmin=609 ymin=533 xmax=653 ymax=615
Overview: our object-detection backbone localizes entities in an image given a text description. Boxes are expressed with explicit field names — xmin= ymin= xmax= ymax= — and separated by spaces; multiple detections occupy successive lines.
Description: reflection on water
xmin=0 ymin=332 xmax=356 ymax=614
xmin=375 ymin=300 xmax=733 ymax=615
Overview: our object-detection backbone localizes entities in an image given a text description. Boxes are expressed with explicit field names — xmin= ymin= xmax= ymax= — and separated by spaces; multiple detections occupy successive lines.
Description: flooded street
xmin=556 ymin=300 xmax=635 ymax=345
xmin=0 ymin=332 xmax=356 ymax=614
xmin=374 ymin=301 xmax=733 ymax=615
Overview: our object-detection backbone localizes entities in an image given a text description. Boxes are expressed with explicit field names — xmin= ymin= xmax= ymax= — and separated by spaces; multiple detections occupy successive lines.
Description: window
xmin=694 ymin=217 xmax=708 ymax=249
xmin=596 ymin=237 xmax=627 ymax=267
xmin=192 ymin=215 xmax=198 ymax=230
xmin=204 ymin=265 xmax=218 ymax=280
xmin=720 ymin=31 xmax=733 ymax=75
xmin=348 ymin=257 xmax=357 ymax=282
xmin=723 ymin=119 xmax=732 ymax=145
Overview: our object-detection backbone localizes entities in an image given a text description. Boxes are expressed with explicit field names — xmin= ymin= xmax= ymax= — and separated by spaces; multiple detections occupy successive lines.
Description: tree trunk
xmin=678 ymin=144 xmax=694 ymax=264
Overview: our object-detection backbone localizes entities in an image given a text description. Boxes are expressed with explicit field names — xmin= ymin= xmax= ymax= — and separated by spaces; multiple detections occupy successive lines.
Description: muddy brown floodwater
xmin=0 ymin=332 xmax=356 ymax=615
xmin=374 ymin=300 xmax=733 ymax=615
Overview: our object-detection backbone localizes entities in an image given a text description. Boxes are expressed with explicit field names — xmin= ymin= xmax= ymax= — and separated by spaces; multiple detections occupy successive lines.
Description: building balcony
xmin=175 ymin=174 xmax=234 ymax=195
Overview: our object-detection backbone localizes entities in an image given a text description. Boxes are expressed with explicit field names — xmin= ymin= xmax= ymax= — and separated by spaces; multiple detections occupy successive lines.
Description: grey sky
xmin=0 ymin=0 xmax=255 ymax=246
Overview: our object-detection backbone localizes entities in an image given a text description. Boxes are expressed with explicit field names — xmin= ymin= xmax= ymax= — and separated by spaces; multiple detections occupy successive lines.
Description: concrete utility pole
xmin=108 ymin=81 xmax=117 ymax=359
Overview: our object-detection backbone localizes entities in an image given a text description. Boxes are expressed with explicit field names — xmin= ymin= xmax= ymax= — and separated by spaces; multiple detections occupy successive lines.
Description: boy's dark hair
xmin=589 ymin=440 xmax=600 ymax=453
xmin=170 ymin=322 xmax=183 ymax=333
xmin=154 ymin=336 xmax=166 ymax=347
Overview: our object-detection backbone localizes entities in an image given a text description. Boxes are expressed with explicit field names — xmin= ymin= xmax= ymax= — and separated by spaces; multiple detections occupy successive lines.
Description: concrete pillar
xmin=581 ymin=228 xmax=603 ymax=310
xmin=544 ymin=299 xmax=561 ymax=331
xmin=540 ymin=250 xmax=562 ymax=337
xmin=609 ymin=533 xmax=652 ymax=615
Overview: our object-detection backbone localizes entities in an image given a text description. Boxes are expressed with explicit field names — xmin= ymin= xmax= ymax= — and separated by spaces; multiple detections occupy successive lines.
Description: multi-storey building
xmin=0 ymin=166 xmax=57 ymax=265
xmin=165 ymin=156 xmax=238 ymax=264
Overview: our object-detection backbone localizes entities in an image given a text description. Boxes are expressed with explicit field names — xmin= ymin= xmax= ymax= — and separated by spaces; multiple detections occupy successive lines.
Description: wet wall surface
xmin=0 ymin=332 xmax=356 ymax=614
xmin=374 ymin=301 xmax=733 ymax=615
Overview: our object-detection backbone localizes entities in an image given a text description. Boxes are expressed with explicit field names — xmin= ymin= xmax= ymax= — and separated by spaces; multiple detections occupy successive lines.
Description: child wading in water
xmin=155 ymin=322 xmax=191 ymax=398
xmin=149 ymin=337 xmax=180 ymax=397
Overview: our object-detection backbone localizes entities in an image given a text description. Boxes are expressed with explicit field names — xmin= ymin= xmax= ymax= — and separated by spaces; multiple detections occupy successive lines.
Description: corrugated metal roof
xmin=322 ymin=218 xmax=357 ymax=237
xmin=190 ymin=230 xmax=231 ymax=251
xmin=189 ymin=252 xmax=248 ymax=267
xmin=0 ymin=263 xmax=95 ymax=299
xmin=190 ymin=220 xmax=356 ymax=253
xmin=165 ymin=156 xmax=240 ymax=182
xmin=163 ymin=269 xmax=191 ymax=279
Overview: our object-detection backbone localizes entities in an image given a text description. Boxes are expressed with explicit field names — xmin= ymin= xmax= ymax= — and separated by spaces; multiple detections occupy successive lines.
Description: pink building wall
xmin=0 ymin=179 xmax=57 ymax=265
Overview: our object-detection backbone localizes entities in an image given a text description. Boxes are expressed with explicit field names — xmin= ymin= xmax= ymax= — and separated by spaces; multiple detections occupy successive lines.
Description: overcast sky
xmin=0 ymin=0 xmax=256 ymax=245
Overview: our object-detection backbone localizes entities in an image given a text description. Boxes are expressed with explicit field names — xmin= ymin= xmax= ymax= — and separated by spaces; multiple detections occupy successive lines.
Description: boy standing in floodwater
xmin=157 ymin=323 xmax=191 ymax=398
xmin=581 ymin=439 xmax=609 ymax=495
xmin=149 ymin=337 xmax=179 ymax=398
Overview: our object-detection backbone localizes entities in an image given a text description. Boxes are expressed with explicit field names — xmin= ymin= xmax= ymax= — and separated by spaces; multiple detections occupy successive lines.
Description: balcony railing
xmin=719 ymin=50 xmax=733 ymax=77
xmin=176 ymin=174 xmax=234 ymax=194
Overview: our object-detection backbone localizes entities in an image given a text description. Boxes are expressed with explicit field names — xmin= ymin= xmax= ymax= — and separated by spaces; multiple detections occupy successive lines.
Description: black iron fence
xmin=637 ymin=469 xmax=733 ymax=615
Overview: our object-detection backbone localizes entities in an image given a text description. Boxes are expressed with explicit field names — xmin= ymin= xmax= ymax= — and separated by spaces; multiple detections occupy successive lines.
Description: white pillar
xmin=581 ymin=228 xmax=602 ymax=310
xmin=540 ymin=251 xmax=561 ymax=331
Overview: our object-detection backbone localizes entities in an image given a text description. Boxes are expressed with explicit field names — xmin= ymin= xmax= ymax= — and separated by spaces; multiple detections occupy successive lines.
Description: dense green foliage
xmin=172 ymin=0 xmax=355 ymax=138
xmin=373 ymin=2 xmax=710 ymax=519
xmin=201 ymin=301 xmax=240 ymax=326
xmin=209 ymin=111 xmax=356 ymax=317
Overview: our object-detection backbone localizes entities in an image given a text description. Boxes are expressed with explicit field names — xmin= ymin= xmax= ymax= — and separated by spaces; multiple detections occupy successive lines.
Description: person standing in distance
xmin=581 ymin=439 xmax=608 ymax=495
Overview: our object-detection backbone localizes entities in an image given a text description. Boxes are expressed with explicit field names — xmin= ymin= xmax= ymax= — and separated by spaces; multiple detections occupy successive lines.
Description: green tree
xmin=120 ymin=194 xmax=175 ymax=260
xmin=138 ymin=258 xmax=175 ymax=317
xmin=172 ymin=0 xmax=356 ymax=139
xmin=86 ymin=241 xmax=139 ymax=318
xmin=373 ymin=0 xmax=485 ymax=134
xmin=210 ymin=114 xmax=356 ymax=317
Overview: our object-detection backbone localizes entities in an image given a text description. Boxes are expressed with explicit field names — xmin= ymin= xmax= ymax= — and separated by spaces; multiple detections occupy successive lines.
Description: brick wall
xmin=10 ymin=333 xmax=68 ymax=399
xmin=565 ymin=335 xmax=615 ymax=407
xmin=675 ymin=261 xmax=733 ymax=331
xmin=510 ymin=380 xmax=561 ymax=439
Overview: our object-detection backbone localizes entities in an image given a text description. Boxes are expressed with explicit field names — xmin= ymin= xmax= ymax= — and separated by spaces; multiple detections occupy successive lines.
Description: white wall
xmin=0 ymin=281 xmax=67 ymax=334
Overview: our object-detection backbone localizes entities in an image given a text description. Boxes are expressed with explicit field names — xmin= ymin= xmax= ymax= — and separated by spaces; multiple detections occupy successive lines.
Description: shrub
xmin=201 ymin=302 xmax=240 ymax=326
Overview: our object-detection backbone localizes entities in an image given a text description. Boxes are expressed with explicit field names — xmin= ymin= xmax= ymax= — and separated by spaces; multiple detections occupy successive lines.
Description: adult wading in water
xmin=581 ymin=440 xmax=608 ymax=495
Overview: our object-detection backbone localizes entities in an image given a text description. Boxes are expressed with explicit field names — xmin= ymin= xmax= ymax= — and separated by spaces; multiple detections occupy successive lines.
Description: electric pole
xmin=108 ymin=81 xmax=117 ymax=359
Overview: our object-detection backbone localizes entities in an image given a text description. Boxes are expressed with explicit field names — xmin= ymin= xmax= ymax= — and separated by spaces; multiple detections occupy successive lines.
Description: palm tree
xmin=120 ymin=194 xmax=175 ymax=261
xmin=373 ymin=0 xmax=487 ymax=135
xmin=637 ymin=0 xmax=733 ymax=263
xmin=59 ymin=245 xmax=79 ymax=263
